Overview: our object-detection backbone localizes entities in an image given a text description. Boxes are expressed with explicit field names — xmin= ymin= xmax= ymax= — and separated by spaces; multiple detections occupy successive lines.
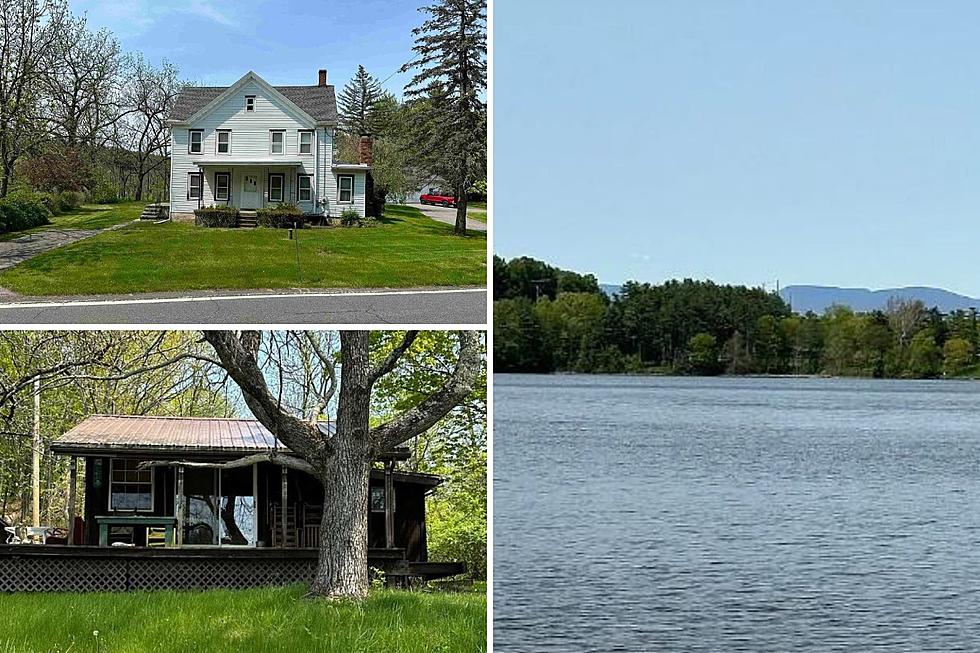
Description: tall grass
xmin=0 ymin=585 xmax=486 ymax=652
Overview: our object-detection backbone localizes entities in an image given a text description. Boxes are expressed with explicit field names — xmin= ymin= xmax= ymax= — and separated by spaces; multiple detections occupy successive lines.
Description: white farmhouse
xmin=168 ymin=69 xmax=371 ymax=220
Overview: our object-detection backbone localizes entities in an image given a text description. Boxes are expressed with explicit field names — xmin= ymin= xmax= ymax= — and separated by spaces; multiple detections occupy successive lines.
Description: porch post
xmin=66 ymin=456 xmax=77 ymax=545
xmin=384 ymin=460 xmax=395 ymax=549
xmin=175 ymin=465 xmax=184 ymax=548
xmin=281 ymin=466 xmax=289 ymax=548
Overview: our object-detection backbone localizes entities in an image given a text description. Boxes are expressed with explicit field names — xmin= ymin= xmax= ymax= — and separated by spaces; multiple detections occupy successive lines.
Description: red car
xmin=420 ymin=190 xmax=457 ymax=207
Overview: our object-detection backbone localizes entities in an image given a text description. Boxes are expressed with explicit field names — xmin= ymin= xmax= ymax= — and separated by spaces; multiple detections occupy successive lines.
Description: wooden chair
xmin=146 ymin=527 xmax=167 ymax=548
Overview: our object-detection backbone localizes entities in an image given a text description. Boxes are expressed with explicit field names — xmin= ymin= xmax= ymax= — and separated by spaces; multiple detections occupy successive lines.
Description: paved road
xmin=409 ymin=203 xmax=488 ymax=232
xmin=0 ymin=287 xmax=487 ymax=325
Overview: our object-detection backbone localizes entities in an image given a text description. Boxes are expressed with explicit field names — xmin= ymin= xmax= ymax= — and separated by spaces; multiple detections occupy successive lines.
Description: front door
xmin=241 ymin=170 xmax=260 ymax=209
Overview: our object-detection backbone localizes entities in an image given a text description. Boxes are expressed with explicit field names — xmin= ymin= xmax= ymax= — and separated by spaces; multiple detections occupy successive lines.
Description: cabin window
xmin=270 ymin=130 xmax=284 ymax=154
xmin=187 ymin=173 xmax=202 ymax=200
xmin=188 ymin=130 xmax=203 ymax=154
xmin=216 ymin=130 xmax=231 ymax=154
xmin=297 ymin=175 xmax=312 ymax=201
xmin=338 ymin=175 xmax=354 ymax=203
xmin=370 ymin=486 xmax=394 ymax=512
xmin=245 ymin=95 xmax=255 ymax=112
xmin=109 ymin=459 xmax=153 ymax=512
xmin=214 ymin=172 xmax=230 ymax=201
xmin=298 ymin=130 xmax=313 ymax=154
xmin=268 ymin=173 xmax=284 ymax=202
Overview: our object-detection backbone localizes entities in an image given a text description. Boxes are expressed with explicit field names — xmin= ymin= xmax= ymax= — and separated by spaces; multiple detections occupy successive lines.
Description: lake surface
xmin=494 ymin=375 xmax=980 ymax=652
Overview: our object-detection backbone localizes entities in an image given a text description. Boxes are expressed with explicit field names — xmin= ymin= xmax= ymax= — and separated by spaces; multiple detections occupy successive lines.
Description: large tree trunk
xmin=454 ymin=182 xmax=468 ymax=236
xmin=309 ymin=331 xmax=373 ymax=599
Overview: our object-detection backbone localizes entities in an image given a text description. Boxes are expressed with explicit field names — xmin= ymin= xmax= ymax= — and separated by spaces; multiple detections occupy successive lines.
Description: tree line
xmin=494 ymin=255 xmax=980 ymax=379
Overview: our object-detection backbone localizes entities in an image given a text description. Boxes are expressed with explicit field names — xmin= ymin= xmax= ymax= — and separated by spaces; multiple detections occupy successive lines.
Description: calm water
xmin=494 ymin=374 xmax=980 ymax=652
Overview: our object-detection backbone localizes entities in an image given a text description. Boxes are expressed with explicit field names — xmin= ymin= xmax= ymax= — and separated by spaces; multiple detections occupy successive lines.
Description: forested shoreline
xmin=494 ymin=255 xmax=980 ymax=379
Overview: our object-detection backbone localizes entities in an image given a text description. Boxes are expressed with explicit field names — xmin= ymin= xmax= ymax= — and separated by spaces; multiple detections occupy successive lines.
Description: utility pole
xmin=32 ymin=378 xmax=40 ymax=528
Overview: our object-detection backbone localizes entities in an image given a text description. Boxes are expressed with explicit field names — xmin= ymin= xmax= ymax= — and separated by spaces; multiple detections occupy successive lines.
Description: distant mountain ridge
xmin=600 ymin=282 xmax=977 ymax=314
xmin=780 ymin=285 xmax=978 ymax=314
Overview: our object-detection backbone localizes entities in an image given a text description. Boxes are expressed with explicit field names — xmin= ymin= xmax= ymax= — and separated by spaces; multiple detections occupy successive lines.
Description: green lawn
xmin=468 ymin=201 xmax=486 ymax=210
xmin=0 ymin=202 xmax=143 ymax=241
xmin=468 ymin=210 xmax=487 ymax=223
xmin=0 ymin=585 xmax=487 ymax=653
xmin=0 ymin=205 xmax=487 ymax=295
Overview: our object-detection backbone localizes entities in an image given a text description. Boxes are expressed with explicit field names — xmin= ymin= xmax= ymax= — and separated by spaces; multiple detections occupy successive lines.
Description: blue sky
xmin=495 ymin=0 xmax=980 ymax=295
xmin=70 ymin=0 xmax=421 ymax=94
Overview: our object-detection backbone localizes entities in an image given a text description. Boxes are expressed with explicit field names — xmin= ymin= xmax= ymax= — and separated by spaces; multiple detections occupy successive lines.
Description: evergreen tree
xmin=337 ymin=65 xmax=384 ymax=136
xmin=401 ymin=0 xmax=487 ymax=236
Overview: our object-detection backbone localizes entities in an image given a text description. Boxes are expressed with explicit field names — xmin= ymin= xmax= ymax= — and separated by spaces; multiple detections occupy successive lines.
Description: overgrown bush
xmin=35 ymin=192 xmax=61 ymax=216
xmin=257 ymin=202 xmax=304 ymax=228
xmin=194 ymin=205 xmax=238 ymax=228
xmin=0 ymin=192 xmax=51 ymax=234
xmin=340 ymin=207 xmax=362 ymax=227
xmin=57 ymin=190 xmax=82 ymax=212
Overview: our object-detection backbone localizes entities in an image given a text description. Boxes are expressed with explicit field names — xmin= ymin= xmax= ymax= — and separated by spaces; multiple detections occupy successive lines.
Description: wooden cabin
xmin=0 ymin=415 xmax=462 ymax=593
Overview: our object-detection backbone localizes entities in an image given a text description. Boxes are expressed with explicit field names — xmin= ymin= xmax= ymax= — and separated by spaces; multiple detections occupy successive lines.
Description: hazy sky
xmin=495 ymin=0 xmax=980 ymax=295
xmin=69 ymin=0 xmax=420 ymax=94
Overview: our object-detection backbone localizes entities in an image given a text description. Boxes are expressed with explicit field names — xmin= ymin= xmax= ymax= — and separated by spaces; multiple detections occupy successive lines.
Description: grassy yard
xmin=0 ymin=202 xmax=143 ymax=242
xmin=0 ymin=585 xmax=487 ymax=652
xmin=0 ymin=205 xmax=486 ymax=295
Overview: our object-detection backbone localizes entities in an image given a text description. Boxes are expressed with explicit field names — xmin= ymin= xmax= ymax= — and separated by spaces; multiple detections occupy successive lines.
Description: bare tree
xmin=41 ymin=12 xmax=126 ymax=148
xmin=203 ymin=330 xmax=482 ymax=599
xmin=0 ymin=0 xmax=66 ymax=197
xmin=115 ymin=55 xmax=180 ymax=201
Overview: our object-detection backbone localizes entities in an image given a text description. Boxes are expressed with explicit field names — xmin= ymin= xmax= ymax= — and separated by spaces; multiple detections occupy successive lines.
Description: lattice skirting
xmin=0 ymin=554 xmax=317 ymax=593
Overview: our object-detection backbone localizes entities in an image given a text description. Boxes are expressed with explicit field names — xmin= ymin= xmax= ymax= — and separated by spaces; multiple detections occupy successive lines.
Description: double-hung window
xmin=270 ymin=130 xmax=284 ymax=155
xmin=268 ymin=173 xmax=284 ymax=202
xmin=297 ymin=175 xmax=312 ymax=202
xmin=298 ymin=130 xmax=313 ymax=155
xmin=110 ymin=459 xmax=153 ymax=512
xmin=188 ymin=173 xmax=202 ymax=200
xmin=338 ymin=175 xmax=354 ymax=203
xmin=214 ymin=172 xmax=230 ymax=201
xmin=216 ymin=130 xmax=231 ymax=154
xmin=188 ymin=129 xmax=203 ymax=154
xmin=245 ymin=95 xmax=255 ymax=112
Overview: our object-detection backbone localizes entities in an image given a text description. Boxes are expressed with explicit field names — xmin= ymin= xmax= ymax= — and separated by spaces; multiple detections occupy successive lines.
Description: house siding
xmin=170 ymin=78 xmax=365 ymax=217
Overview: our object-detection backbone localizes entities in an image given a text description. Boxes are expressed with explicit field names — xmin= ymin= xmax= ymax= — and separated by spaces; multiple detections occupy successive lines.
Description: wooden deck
xmin=0 ymin=545 xmax=464 ymax=593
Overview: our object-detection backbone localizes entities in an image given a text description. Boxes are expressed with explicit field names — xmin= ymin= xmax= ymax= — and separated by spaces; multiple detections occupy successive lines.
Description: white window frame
xmin=297 ymin=175 xmax=312 ymax=202
xmin=270 ymin=130 xmax=285 ymax=155
xmin=214 ymin=172 xmax=230 ymax=201
xmin=188 ymin=130 xmax=203 ymax=154
xmin=245 ymin=95 xmax=255 ymax=112
xmin=338 ymin=174 xmax=354 ymax=203
xmin=187 ymin=172 xmax=202 ymax=200
xmin=216 ymin=130 xmax=231 ymax=154
xmin=268 ymin=173 xmax=284 ymax=202
xmin=109 ymin=458 xmax=155 ymax=513
xmin=298 ymin=130 xmax=313 ymax=155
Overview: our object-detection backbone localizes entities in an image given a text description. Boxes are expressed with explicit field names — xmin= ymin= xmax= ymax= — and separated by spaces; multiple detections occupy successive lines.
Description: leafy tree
xmin=907 ymin=330 xmax=941 ymax=378
xmin=401 ymin=0 xmax=487 ymax=235
xmin=687 ymin=332 xmax=720 ymax=375
xmin=493 ymin=298 xmax=550 ymax=372
xmin=943 ymin=337 xmax=974 ymax=377
xmin=534 ymin=292 xmax=606 ymax=370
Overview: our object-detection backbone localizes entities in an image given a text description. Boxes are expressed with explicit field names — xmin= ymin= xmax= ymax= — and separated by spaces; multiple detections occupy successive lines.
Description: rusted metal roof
xmin=50 ymin=415 xmax=330 ymax=455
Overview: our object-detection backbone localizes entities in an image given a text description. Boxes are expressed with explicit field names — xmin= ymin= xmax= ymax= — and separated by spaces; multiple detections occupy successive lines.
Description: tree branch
xmin=369 ymin=331 xmax=419 ymax=385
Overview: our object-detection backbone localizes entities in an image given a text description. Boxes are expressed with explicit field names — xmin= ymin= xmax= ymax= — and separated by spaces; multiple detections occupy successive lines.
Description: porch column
xmin=66 ymin=456 xmax=77 ymax=545
xmin=281 ymin=466 xmax=289 ymax=548
xmin=384 ymin=461 xmax=395 ymax=549
xmin=175 ymin=465 xmax=184 ymax=548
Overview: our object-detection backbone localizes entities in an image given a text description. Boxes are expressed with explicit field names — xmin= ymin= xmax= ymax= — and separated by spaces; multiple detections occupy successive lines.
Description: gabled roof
xmin=170 ymin=71 xmax=337 ymax=125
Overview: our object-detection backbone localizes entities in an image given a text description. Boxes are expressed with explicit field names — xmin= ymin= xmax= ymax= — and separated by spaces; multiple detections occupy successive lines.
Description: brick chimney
xmin=318 ymin=69 xmax=327 ymax=86
xmin=358 ymin=134 xmax=374 ymax=166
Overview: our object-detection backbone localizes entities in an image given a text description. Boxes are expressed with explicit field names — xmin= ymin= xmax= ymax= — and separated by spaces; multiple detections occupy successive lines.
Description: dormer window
xmin=245 ymin=96 xmax=255 ymax=112
xmin=216 ymin=130 xmax=231 ymax=154
xmin=270 ymin=130 xmax=284 ymax=155
xmin=299 ymin=130 xmax=312 ymax=155
xmin=188 ymin=129 xmax=203 ymax=154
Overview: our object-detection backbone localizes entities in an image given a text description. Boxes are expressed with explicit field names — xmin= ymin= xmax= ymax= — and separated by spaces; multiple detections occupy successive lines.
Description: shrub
xmin=57 ymin=190 xmax=82 ymax=213
xmin=194 ymin=205 xmax=238 ymax=228
xmin=340 ymin=207 xmax=362 ymax=227
xmin=256 ymin=202 xmax=304 ymax=228
xmin=35 ymin=192 xmax=61 ymax=216
xmin=0 ymin=192 xmax=51 ymax=234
